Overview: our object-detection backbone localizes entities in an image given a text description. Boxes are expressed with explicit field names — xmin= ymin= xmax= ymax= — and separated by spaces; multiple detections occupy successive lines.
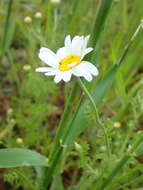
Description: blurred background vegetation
xmin=0 ymin=0 xmax=143 ymax=189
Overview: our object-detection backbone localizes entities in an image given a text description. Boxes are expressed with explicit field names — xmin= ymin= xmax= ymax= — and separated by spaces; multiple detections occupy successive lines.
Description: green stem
xmin=0 ymin=0 xmax=13 ymax=65
xmin=50 ymin=82 xmax=79 ymax=157
xmin=77 ymin=78 xmax=110 ymax=158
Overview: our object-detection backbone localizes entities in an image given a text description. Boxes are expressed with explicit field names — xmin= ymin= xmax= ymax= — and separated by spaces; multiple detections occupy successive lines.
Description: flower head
xmin=36 ymin=35 xmax=99 ymax=83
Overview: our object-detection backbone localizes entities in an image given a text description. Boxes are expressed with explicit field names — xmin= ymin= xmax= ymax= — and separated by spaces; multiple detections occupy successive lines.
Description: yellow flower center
xmin=59 ymin=55 xmax=81 ymax=71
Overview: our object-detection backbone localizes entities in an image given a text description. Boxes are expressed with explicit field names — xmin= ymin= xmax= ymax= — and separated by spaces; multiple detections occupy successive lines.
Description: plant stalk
xmin=77 ymin=78 xmax=110 ymax=157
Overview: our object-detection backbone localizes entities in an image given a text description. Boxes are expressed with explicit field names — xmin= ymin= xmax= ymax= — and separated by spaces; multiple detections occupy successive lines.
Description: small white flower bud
xmin=10 ymin=119 xmax=16 ymax=124
xmin=50 ymin=0 xmax=61 ymax=4
xmin=35 ymin=12 xmax=42 ymax=19
xmin=127 ymin=144 xmax=132 ymax=151
xmin=23 ymin=64 xmax=31 ymax=71
xmin=24 ymin=16 xmax=32 ymax=24
xmin=7 ymin=108 xmax=13 ymax=115
xmin=74 ymin=142 xmax=82 ymax=151
xmin=113 ymin=122 xmax=121 ymax=128
xmin=59 ymin=139 xmax=67 ymax=148
xmin=16 ymin=138 xmax=23 ymax=144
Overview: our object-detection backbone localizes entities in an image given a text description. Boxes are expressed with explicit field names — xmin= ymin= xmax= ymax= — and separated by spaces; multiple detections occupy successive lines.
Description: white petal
xmin=65 ymin=35 xmax=71 ymax=48
xmin=81 ymin=35 xmax=90 ymax=51
xmin=71 ymin=36 xmax=84 ymax=56
xmin=45 ymin=69 xmax=59 ymax=76
xmin=72 ymin=63 xmax=92 ymax=82
xmin=61 ymin=71 xmax=72 ymax=82
xmin=82 ymin=72 xmax=93 ymax=82
xmin=39 ymin=47 xmax=60 ymax=68
xmin=81 ymin=47 xmax=93 ymax=59
xmin=36 ymin=67 xmax=51 ymax=72
xmin=54 ymin=73 xmax=62 ymax=83
xmin=45 ymin=72 xmax=56 ymax=76
xmin=81 ymin=61 xmax=99 ymax=76
xmin=56 ymin=47 xmax=68 ymax=59
xmin=72 ymin=66 xmax=83 ymax=76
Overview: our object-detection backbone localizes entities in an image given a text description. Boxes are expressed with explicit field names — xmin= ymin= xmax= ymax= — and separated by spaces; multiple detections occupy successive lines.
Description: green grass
xmin=0 ymin=0 xmax=143 ymax=190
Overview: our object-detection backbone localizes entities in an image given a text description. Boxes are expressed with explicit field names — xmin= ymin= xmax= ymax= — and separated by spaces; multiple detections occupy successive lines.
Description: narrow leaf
xmin=90 ymin=0 xmax=113 ymax=47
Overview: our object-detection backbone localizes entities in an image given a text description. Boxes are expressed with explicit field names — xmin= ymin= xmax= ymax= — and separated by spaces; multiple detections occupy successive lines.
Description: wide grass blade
xmin=0 ymin=148 xmax=48 ymax=168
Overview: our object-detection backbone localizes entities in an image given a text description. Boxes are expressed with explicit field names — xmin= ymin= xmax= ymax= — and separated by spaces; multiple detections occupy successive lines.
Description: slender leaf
xmin=90 ymin=0 xmax=113 ymax=48
xmin=0 ymin=0 xmax=14 ymax=65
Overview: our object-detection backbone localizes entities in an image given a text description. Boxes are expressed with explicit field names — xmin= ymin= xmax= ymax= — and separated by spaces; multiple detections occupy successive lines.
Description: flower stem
xmin=77 ymin=78 xmax=110 ymax=157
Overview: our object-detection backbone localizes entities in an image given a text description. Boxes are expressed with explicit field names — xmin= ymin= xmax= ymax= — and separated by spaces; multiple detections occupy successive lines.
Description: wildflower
xmin=36 ymin=35 xmax=99 ymax=83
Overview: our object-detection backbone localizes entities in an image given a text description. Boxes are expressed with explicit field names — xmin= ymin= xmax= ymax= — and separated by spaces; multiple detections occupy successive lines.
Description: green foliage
xmin=1 ymin=0 xmax=143 ymax=189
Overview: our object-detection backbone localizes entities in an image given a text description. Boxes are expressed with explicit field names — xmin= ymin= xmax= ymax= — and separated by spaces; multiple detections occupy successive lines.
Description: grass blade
xmin=0 ymin=0 xmax=14 ymax=65
xmin=90 ymin=0 xmax=113 ymax=48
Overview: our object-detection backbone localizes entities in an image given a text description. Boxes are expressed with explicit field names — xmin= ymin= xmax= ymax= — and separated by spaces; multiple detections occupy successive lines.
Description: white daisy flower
xmin=36 ymin=35 xmax=99 ymax=83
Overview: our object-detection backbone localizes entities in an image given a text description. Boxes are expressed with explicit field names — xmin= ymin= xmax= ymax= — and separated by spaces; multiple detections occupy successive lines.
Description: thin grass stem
xmin=77 ymin=78 xmax=111 ymax=158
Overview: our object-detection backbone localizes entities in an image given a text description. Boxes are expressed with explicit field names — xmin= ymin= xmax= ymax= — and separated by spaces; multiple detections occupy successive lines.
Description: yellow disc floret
xmin=59 ymin=55 xmax=81 ymax=71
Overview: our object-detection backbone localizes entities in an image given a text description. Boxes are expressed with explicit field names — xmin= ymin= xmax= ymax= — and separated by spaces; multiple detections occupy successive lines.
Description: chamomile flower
xmin=36 ymin=35 xmax=99 ymax=83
